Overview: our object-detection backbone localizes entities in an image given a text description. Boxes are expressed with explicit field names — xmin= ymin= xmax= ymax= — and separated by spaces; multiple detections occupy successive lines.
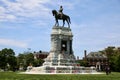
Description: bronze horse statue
xmin=52 ymin=10 xmax=71 ymax=28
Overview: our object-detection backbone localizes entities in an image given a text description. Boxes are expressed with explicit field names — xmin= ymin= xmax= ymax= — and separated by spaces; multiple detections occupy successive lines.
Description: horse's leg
xmin=55 ymin=19 xmax=59 ymax=26
xmin=55 ymin=22 xmax=57 ymax=26
xmin=55 ymin=18 xmax=57 ymax=26
xmin=66 ymin=19 xmax=70 ymax=28
xmin=57 ymin=20 xmax=59 ymax=26
xmin=62 ymin=20 xmax=65 ymax=27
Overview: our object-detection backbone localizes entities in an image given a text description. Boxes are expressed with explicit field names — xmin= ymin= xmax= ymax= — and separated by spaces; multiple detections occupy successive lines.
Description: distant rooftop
xmin=34 ymin=51 xmax=49 ymax=55
xmin=87 ymin=52 xmax=107 ymax=58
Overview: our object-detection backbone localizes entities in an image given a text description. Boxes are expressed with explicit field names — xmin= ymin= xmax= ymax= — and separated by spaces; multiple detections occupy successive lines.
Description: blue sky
xmin=0 ymin=0 xmax=120 ymax=58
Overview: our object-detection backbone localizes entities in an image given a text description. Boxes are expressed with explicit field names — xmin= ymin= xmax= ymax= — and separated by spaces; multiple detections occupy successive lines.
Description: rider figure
xmin=59 ymin=6 xmax=63 ymax=18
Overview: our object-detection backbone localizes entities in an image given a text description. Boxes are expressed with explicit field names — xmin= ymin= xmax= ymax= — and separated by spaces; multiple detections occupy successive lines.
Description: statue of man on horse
xmin=52 ymin=6 xmax=71 ymax=28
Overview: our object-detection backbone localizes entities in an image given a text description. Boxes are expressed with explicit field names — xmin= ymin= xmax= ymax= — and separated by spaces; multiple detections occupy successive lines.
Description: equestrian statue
xmin=52 ymin=6 xmax=71 ymax=28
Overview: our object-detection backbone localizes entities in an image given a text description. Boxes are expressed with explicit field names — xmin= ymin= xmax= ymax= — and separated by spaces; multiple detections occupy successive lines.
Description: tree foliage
xmin=17 ymin=52 xmax=44 ymax=70
xmin=0 ymin=48 xmax=17 ymax=71
xmin=77 ymin=60 xmax=88 ymax=67
xmin=101 ymin=47 xmax=120 ymax=72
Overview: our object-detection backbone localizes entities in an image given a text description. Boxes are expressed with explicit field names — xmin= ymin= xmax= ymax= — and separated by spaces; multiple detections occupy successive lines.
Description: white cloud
xmin=0 ymin=6 xmax=5 ymax=13
xmin=0 ymin=6 xmax=16 ymax=21
xmin=0 ymin=38 xmax=28 ymax=48
xmin=0 ymin=0 xmax=51 ymax=22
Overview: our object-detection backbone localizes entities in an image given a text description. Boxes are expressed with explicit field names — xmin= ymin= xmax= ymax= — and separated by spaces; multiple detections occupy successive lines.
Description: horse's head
xmin=52 ymin=10 xmax=57 ymax=16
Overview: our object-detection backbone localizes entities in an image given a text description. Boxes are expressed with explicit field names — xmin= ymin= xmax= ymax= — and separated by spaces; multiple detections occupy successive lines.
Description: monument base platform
xmin=23 ymin=66 xmax=102 ymax=74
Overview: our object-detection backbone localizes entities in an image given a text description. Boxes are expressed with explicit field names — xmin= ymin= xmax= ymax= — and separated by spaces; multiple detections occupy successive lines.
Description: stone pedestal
xmin=43 ymin=26 xmax=76 ymax=66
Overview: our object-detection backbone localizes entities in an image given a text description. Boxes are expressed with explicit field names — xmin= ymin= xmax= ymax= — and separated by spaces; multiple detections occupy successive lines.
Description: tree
xmin=113 ymin=50 xmax=120 ymax=72
xmin=33 ymin=59 xmax=44 ymax=67
xmin=76 ymin=60 xmax=88 ymax=67
xmin=25 ymin=53 xmax=34 ymax=66
xmin=0 ymin=48 xmax=17 ymax=71
xmin=116 ymin=55 xmax=120 ymax=71
xmin=17 ymin=54 xmax=25 ymax=70
xmin=17 ymin=53 xmax=34 ymax=70
xmin=105 ymin=47 xmax=114 ymax=58
xmin=101 ymin=47 xmax=120 ymax=72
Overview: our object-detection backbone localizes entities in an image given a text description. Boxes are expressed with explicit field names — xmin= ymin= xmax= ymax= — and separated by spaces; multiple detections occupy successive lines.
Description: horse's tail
xmin=68 ymin=16 xmax=71 ymax=24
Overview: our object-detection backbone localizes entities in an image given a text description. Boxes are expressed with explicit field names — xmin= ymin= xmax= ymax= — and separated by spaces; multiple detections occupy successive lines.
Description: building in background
xmin=83 ymin=50 xmax=108 ymax=71
xmin=33 ymin=51 xmax=49 ymax=60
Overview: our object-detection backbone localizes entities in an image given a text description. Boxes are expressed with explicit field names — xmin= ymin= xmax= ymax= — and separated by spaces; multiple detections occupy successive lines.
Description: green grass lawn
xmin=0 ymin=72 xmax=120 ymax=80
